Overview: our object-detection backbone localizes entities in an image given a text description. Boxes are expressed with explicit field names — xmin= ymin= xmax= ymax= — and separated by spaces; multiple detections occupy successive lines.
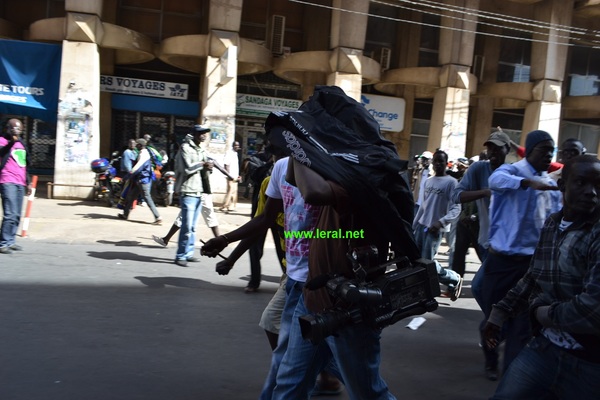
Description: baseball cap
xmin=484 ymin=131 xmax=511 ymax=148
xmin=420 ymin=151 xmax=433 ymax=159
xmin=193 ymin=124 xmax=210 ymax=134
xmin=136 ymin=138 xmax=147 ymax=146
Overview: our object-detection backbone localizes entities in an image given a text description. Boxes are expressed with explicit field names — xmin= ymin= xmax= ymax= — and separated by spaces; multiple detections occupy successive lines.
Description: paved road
xmin=0 ymin=197 xmax=498 ymax=399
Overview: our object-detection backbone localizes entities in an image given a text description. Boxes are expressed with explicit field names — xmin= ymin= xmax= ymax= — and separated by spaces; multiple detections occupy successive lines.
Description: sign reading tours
xmin=0 ymin=39 xmax=62 ymax=121
xmin=100 ymin=75 xmax=189 ymax=100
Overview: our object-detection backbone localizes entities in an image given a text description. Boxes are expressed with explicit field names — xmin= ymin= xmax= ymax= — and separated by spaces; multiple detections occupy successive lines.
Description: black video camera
xmin=299 ymin=246 xmax=440 ymax=344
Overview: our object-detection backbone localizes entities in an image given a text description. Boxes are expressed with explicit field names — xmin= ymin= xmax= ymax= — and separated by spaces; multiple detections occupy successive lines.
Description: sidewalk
xmin=17 ymin=193 xmax=254 ymax=246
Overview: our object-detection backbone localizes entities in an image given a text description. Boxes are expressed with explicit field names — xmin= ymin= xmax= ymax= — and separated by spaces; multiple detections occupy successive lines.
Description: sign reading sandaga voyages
xmin=100 ymin=75 xmax=189 ymax=100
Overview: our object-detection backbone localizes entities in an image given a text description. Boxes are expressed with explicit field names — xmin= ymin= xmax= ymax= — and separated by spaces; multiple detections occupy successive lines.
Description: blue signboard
xmin=0 ymin=39 xmax=62 ymax=122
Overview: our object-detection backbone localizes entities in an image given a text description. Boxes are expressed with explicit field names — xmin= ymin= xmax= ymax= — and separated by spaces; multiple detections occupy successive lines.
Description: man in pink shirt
xmin=0 ymin=118 xmax=31 ymax=254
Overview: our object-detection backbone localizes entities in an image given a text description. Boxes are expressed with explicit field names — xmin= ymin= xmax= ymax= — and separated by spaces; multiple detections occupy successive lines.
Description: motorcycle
xmin=153 ymin=170 xmax=176 ymax=207
xmin=90 ymin=151 xmax=123 ymax=207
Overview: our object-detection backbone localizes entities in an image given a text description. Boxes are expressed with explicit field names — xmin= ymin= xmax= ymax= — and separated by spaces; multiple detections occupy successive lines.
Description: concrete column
xmin=53 ymin=9 xmax=104 ymax=199
xmin=469 ymin=96 xmax=494 ymax=157
xmin=428 ymin=1 xmax=478 ymax=160
xmin=202 ymin=0 xmax=242 ymax=199
xmin=522 ymin=0 xmax=573 ymax=144
xmin=523 ymin=100 xmax=562 ymax=145
xmin=429 ymin=85 xmax=470 ymax=160
xmin=327 ymin=0 xmax=369 ymax=101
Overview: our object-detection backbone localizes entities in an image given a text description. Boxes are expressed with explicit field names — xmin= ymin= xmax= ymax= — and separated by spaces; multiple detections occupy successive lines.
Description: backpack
xmin=244 ymin=155 xmax=268 ymax=184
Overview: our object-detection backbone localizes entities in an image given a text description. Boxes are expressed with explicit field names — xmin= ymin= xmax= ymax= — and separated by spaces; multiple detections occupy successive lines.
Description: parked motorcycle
xmin=90 ymin=151 xmax=123 ymax=207
xmin=153 ymin=170 xmax=176 ymax=207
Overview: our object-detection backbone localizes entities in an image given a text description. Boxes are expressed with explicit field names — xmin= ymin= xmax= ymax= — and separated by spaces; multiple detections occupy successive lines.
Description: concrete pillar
xmin=53 ymin=9 xmax=104 ymax=199
xmin=202 ymin=0 xmax=242 ymax=199
xmin=469 ymin=96 xmax=494 ymax=157
xmin=327 ymin=0 xmax=368 ymax=101
xmin=522 ymin=0 xmax=573 ymax=144
xmin=428 ymin=1 xmax=478 ymax=160
xmin=429 ymin=85 xmax=470 ymax=161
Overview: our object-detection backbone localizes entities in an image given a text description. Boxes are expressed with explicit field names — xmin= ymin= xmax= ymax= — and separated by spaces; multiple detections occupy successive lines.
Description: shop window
xmin=497 ymin=31 xmax=531 ymax=83
xmin=560 ymin=121 xmax=599 ymax=156
xmin=568 ymin=46 xmax=600 ymax=96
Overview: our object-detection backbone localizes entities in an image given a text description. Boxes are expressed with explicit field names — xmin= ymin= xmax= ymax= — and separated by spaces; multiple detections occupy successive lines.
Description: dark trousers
xmin=479 ymin=251 xmax=532 ymax=372
xmin=451 ymin=219 xmax=482 ymax=277
xmin=248 ymin=225 xmax=286 ymax=289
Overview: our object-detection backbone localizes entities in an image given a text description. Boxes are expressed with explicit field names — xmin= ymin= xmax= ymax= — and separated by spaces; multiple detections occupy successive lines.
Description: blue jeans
xmin=272 ymin=294 xmax=395 ymax=400
xmin=176 ymin=195 xmax=202 ymax=261
xmin=492 ymin=335 xmax=600 ymax=399
xmin=414 ymin=223 xmax=460 ymax=289
xmin=0 ymin=183 xmax=25 ymax=247
xmin=260 ymin=277 xmax=304 ymax=400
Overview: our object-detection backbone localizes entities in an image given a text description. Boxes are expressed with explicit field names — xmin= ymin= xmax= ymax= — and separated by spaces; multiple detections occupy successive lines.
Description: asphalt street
xmin=0 ymin=194 xmax=499 ymax=400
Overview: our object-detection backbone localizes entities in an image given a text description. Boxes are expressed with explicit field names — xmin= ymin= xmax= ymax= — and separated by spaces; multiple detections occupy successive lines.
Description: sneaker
xmin=0 ymin=246 xmax=13 ymax=254
xmin=450 ymin=277 xmax=463 ymax=301
xmin=175 ymin=259 xmax=188 ymax=267
xmin=9 ymin=244 xmax=23 ymax=251
xmin=152 ymin=235 xmax=167 ymax=247
xmin=153 ymin=218 xmax=163 ymax=225
xmin=117 ymin=213 xmax=128 ymax=220
xmin=186 ymin=257 xmax=200 ymax=262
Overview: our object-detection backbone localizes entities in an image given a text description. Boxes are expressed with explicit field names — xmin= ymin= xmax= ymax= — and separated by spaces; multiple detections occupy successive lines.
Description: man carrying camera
xmin=270 ymin=157 xmax=397 ymax=399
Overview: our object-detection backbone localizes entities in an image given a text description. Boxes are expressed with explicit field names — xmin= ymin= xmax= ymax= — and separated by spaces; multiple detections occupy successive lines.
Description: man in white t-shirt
xmin=221 ymin=141 xmax=241 ymax=212
xmin=201 ymin=156 xmax=322 ymax=398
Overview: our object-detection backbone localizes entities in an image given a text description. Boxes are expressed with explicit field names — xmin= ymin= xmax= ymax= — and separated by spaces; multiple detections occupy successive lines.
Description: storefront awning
xmin=0 ymin=39 xmax=62 ymax=122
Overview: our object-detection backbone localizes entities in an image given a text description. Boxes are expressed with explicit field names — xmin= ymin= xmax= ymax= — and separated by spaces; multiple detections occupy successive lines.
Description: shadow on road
xmin=86 ymin=250 xmax=173 ymax=264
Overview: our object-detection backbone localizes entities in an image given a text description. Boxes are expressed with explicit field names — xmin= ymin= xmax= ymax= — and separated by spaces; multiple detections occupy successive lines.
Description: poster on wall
xmin=58 ymin=82 xmax=93 ymax=164
xmin=209 ymin=123 xmax=228 ymax=146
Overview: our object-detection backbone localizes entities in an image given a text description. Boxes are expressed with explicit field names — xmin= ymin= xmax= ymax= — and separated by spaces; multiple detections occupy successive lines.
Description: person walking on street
xmin=0 ymin=118 xmax=31 ymax=254
xmin=479 ymin=130 xmax=562 ymax=378
xmin=413 ymin=149 xmax=462 ymax=300
xmin=120 ymin=138 xmax=137 ymax=176
xmin=173 ymin=125 xmax=211 ymax=267
xmin=483 ymin=155 xmax=600 ymax=399
xmin=221 ymin=141 xmax=241 ymax=212
xmin=117 ymin=138 xmax=162 ymax=224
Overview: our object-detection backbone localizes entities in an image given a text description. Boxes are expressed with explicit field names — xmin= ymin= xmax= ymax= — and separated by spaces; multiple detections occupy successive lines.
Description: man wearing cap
xmin=0 ymin=118 xmax=31 ymax=254
xmin=480 ymin=130 xmax=562 ymax=377
xmin=451 ymin=129 xmax=511 ymax=380
xmin=117 ymin=138 xmax=162 ymax=224
xmin=173 ymin=125 xmax=211 ymax=267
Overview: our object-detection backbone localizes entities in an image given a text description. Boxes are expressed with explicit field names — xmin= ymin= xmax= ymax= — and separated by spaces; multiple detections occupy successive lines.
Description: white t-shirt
xmin=223 ymin=149 xmax=239 ymax=177
xmin=265 ymin=157 xmax=320 ymax=282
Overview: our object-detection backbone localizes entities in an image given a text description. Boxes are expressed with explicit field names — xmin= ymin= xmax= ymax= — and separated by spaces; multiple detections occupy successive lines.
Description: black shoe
xmin=485 ymin=366 xmax=498 ymax=381
xmin=186 ymin=257 xmax=200 ymax=262
xmin=118 ymin=213 xmax=128 ymax=220
xmin=175 ymin=259 xmax=188 ymax=267
xmin=0 ymin=246 xmax=13 ymax=254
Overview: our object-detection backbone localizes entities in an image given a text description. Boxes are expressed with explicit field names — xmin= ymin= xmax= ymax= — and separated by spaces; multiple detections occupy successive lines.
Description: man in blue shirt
xmin=480 ymin=130 xmax=562 ymax=378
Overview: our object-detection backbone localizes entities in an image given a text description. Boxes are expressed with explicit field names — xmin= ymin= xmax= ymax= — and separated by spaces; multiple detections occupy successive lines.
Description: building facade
xmin=1 ymin=0 xmax=599 ymax=199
